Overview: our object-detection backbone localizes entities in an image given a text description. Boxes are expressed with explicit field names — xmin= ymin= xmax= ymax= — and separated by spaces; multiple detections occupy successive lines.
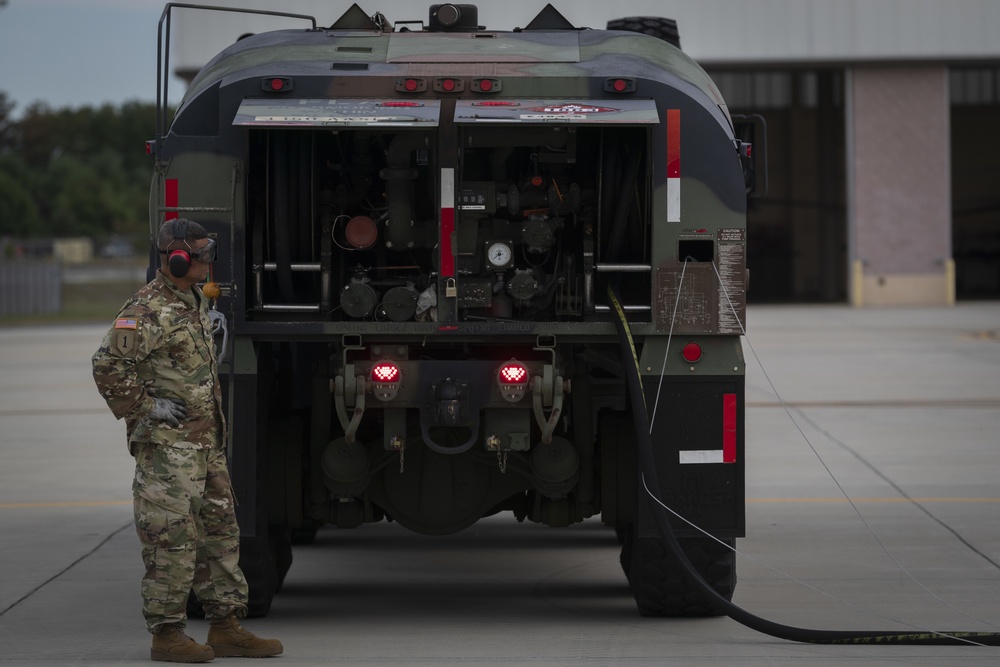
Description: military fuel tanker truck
xmin=150 ymin=2 xmax=763 ymax=617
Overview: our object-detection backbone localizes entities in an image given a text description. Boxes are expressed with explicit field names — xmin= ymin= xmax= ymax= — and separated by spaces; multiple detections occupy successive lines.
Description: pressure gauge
xmin=485 ymin=240 xmax=513 ymax=269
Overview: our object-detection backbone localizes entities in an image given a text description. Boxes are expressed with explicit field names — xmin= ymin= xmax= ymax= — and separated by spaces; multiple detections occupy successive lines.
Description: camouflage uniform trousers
xmin=132 ymin=442 xmax=249 ymax=633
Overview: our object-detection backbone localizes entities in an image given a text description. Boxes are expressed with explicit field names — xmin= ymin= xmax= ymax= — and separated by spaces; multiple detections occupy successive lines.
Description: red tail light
xmin=499 ymin=362 xmax=528 ymax=384
xmin=372 ymin=362 xmax=400 ymax=383
xmin=371 ymin=361 xmax=401 ymax=401
xmin=497 ymin=361 xmax=529 ymax=402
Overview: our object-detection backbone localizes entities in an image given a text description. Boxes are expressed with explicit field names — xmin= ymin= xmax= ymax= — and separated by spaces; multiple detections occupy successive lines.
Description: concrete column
xmin=846 ymin=66 xmax=954 ymax=306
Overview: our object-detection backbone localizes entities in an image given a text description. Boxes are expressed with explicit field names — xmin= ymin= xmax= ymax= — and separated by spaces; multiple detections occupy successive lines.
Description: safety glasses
xmin=190 ymin=238 xmax=217 ymax=263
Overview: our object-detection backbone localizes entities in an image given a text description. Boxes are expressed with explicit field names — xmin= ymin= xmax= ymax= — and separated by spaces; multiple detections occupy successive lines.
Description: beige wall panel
xmin=849 ymin=66 xmax=953 ymax=305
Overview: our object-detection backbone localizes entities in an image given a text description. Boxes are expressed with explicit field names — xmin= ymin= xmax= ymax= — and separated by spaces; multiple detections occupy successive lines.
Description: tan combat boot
xmin=151 ymin=624 xmax=215 ymax=663
xmin=206 ymin=614 xmax=283 ymax=658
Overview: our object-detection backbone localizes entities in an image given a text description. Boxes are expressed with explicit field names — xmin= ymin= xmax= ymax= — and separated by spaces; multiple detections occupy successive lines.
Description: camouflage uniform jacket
xmin=93 ymin=271 xmax=225 ymax=453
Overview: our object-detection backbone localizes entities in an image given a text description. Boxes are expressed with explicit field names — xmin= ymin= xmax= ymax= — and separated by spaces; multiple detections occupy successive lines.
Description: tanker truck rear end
xmin=150 ymin=2 xmax=757 ymax=617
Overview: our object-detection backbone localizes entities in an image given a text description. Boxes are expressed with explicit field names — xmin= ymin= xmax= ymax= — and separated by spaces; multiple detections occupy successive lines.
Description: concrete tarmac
xmin=1 ymin=303 xmax=998 ymax=665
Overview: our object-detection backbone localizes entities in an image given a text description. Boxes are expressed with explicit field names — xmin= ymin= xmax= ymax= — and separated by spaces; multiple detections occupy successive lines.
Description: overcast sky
xmin=0 ymin=0 xmax=183 ymax=116
xmin=0 ymin=0 xmax=530 ymax=118
xmin=0 ymin=0 xmax=680 ymax=118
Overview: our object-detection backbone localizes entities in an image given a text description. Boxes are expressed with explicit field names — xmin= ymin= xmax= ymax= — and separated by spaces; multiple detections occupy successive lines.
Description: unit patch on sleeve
xmin=113 ymin=312 xmax=140 ymax=358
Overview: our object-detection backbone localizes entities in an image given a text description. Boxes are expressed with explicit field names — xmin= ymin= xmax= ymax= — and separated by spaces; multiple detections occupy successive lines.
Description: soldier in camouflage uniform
xmin=93 ymin=219 xmax=282 ymax=663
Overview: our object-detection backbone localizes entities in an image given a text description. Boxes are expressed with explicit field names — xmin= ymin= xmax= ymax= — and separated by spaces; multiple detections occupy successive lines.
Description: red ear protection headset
xmin=166 ymin=219 xmax=192 ymax=278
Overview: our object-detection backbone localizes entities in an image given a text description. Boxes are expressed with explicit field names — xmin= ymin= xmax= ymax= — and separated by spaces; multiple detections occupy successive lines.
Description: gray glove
xmin=148 ymin=397 xmax=188 ymax=427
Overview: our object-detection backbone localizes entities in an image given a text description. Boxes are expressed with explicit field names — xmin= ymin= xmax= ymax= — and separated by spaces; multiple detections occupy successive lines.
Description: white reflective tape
xmin=667 ymin=178 xmax=680 ymax=222
xmin=441 ymin=167 xmax=454 ymax=208
xmin=679 ymin=449 xmax=723 ymax=464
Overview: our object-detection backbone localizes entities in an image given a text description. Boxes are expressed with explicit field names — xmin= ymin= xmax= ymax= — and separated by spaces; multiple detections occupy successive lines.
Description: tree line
xmin=0 ymin=90 xmax=161 ymax=243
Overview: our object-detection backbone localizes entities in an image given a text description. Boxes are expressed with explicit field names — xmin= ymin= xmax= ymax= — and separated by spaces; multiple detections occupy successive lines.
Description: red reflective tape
xmin=722 ymin=427 xmax=737 ymax=463
xmin=722 ymin=393 xmax=737 ymax=463
xmin=666 ymin=109 xmax=680 ymax=179
xmin=164 ymin=178 xmax=178 ymax=221
xmin=440 ymin=206 xmax=455 ymax=277
xmin=440 ymin=168 xmax=455 ymax=278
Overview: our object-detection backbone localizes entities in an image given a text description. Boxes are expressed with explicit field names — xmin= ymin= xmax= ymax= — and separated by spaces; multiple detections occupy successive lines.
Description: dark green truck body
xmin=151 ymin=3 xmax=752 ymax=616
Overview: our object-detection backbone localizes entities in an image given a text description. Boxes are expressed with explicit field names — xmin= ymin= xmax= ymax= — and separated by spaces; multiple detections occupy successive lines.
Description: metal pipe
xmin=595 ymin=264 xmax=651 ymax=273
xmin=594 ymin=304 xmax=650 ymax=312
xmin=260 ymin=304 xmax=321 ymax=312
xmin=263 ymin=262 xmax=321 ymax=272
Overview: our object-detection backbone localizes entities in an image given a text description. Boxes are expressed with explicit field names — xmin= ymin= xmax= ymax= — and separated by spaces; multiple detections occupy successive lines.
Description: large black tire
xmin=290 ymin=518 xmax=320 ymax=545
xmin=622 ymin=524 xmax=736 ymax=617
xmin=239 ymin=532 xmax=277 ymax=617
xmin=236 ymin=345 xmax=302 ymax=617
xmin=271 ymin=525 xmax=293 ymax=593
xmin=606 ymin=17 xmax=681 ymax=50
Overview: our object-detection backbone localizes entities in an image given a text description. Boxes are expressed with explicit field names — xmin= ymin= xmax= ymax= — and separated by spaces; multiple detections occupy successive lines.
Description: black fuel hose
xmin=606 ymin=284 xmax=1000 ymax=646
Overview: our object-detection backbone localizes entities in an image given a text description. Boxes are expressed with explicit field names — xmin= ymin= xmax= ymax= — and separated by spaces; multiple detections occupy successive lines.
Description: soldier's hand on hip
xmin=148 ymin=397 xmax=188 ymax=427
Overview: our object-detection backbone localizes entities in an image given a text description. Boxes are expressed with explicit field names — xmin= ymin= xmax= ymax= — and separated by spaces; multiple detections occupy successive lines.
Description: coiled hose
xmin=607 ymin=284 xmax=1000 ymax=646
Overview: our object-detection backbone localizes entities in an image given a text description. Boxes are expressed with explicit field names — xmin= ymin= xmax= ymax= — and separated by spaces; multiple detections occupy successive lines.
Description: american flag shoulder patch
xmin=115 ymin=318 xmax=138 ymax=330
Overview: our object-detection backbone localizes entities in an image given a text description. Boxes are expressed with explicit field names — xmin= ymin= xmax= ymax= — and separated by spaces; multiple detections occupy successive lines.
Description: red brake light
xmin=499 ymin=362 xmax=528 ymax=384
xmin=497 ymin=360 xmax=530 ymax=402
xmin=380 ymin=101 xmax=423 ymax=108
xmin=681 ymin=342 xmax=703 ymax=363
xmin=372 ymin=362 xmax=400 ymax=383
